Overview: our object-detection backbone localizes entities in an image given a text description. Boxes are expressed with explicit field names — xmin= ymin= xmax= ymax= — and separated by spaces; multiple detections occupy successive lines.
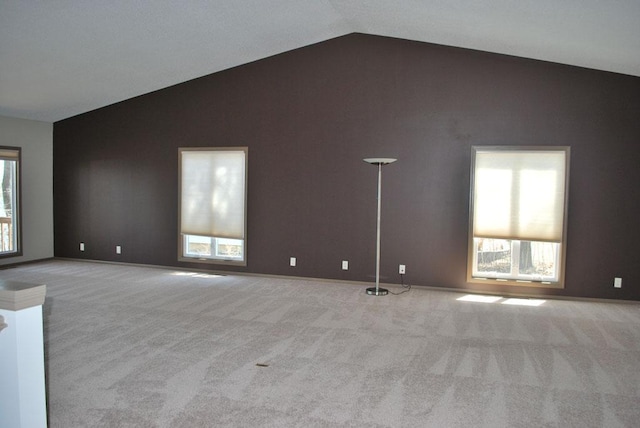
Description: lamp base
xmin=366 ymin=287 xmax=389 ymax=296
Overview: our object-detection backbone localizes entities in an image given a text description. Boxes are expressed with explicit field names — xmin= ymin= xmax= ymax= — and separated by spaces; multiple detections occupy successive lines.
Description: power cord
xmin=389 ymin=273 xmax=411 ymax=295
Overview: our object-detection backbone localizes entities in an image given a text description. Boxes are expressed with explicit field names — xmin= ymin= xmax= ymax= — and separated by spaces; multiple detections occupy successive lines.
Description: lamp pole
xmin=363 ymin=158 xmax=397 ymax=296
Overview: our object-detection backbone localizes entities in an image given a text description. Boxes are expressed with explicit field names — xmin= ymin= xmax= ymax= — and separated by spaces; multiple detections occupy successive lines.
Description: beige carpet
xmin=3 ymin=260 xmax=639 ymax=427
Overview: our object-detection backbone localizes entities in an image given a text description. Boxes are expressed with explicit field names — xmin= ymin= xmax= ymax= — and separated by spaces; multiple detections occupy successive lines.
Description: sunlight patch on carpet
xmin=457 ymin=294 xmax=503 ymax=303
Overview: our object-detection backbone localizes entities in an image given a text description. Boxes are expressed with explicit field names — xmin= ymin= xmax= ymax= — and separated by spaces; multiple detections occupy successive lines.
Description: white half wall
xmin=0 ymin=115 xmax=53 ymax=264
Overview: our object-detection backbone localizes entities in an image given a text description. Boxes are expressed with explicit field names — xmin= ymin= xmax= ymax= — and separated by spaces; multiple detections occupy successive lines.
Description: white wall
xmin=0 ymin=115 xmax=53 ymax=264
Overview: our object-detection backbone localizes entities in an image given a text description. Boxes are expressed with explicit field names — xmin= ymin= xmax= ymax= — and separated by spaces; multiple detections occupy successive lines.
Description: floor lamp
xmin=363 ymin=158 xmax=397 ymax=296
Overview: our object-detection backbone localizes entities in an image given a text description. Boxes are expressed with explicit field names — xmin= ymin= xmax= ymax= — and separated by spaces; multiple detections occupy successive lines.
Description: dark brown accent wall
xmin=54 ymin=33 xmax=640 ymax=300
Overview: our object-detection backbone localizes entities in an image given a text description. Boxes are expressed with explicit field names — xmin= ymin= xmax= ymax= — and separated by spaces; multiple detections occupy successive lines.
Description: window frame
xmin=178 ymin=147 xmax=248 ymax=266
xmin=467 ymin=146 xmax=570 ymax=288
xmin=0 ymin=146 xmax=22 ymax=259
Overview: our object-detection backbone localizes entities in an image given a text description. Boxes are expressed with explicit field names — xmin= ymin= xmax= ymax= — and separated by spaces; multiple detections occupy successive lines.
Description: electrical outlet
xmin=399 ymin=264 xmax=406 ymax=275
xmin=614 ymin=277 xmax=622 ymax=288
xmin=116 ymin=245 xmax=122 ymax=255
xmin=290 ymin=257 xmax=296 ymax=267
xmin=80 ymin=242 xmax=85 ymax=252
xmin=342 ymin=260 xmax=349 ymax=270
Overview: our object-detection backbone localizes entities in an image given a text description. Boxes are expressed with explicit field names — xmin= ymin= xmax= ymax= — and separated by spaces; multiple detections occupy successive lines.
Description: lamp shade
xmin=363 ymin=158 xmax=397 ymax=165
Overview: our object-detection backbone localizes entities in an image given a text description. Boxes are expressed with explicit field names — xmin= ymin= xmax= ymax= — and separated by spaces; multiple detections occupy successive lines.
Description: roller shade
xmin=180 ymin=148 xmax=246 ymax=239
xmin=472 ymin=148 xmax=568 ymax=243
xmin=0 ymin=149 xmax=19 ymax=160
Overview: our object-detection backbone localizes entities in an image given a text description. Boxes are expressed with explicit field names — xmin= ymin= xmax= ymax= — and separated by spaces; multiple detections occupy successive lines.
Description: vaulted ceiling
xmin=2 ymin=1 xmax=639 ymax=123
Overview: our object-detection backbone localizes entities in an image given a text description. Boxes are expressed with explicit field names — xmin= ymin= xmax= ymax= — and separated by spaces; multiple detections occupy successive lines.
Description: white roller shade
xmin=473 ymin=148 xmax=567 ymax=242
xmin=180 ymin=148 xmax=246 ymax=239
xmin=0 ymin=149 xmax=19 ymax=160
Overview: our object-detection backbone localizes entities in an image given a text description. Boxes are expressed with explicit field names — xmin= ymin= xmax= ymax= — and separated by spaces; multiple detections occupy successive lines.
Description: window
xmin=179 ymin=147 xmax=247 ymax=265
xmin=468 ymin=146 xmax=570 ymax=287
xmin=0 ymin=147 xmax=21 ymax=258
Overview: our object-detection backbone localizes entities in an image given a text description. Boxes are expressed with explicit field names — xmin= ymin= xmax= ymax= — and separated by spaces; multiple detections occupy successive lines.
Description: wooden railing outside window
xmin=0 ymin=217 xmax=13 ymax=252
